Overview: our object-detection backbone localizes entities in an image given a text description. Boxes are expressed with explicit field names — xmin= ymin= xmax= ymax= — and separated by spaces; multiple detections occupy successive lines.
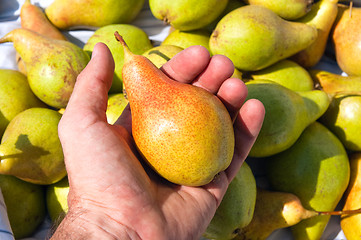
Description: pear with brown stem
xmin=115 ymin=32 xmax=235 ymax=186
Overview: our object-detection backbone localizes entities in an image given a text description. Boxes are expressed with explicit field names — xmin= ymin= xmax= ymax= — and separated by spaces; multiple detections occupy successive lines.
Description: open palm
xmin=53 ymin=43 xmax=264 ymax=240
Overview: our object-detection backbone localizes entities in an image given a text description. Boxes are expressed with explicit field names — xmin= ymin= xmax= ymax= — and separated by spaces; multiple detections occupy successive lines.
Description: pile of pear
xmin=1 ymin=0 xmax=361 ymax=239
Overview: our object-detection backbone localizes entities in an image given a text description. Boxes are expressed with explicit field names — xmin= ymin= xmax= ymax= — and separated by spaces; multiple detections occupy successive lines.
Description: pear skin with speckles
xmin=116 ymin=33 xmax=235 ymax=186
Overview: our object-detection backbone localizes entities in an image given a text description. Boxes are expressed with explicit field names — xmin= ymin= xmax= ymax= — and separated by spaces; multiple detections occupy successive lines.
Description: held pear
xmin=203 ymin=162 xmax=256 ymax=240
xmin=243 ymin=0 xmax=313 ymax=20
xmin=0 ymin=108 xmax=66 ymax=185
xmin=245 ymin=80 xmax=330 ymax=157
xmin=341 ymin=153 xmax=361 ymax=239
xmin=245 ymin=59 xmax=314 ymax=92
xmin=0 ymin=174 xmax=46 ymax=239
xmin=291 ymin=0 xmax=339 ymax=68
xmin=210 ymin=5 xmax=318 ymax=71
xmin=149 ymin=0 xmax=229 ymax=31
xmin=115 ymin=33 xmax=235 ymax=186
xmin=45 ymin=0 xmax=145 ymax=29
xmin=0 ymin=28 xmax=90 ymax=109
xmin=266 ymin=121 xmax=350 ymax=240
xmin=0 ymin=69 xmax=46 ymax=137
xmin=332 ymin=4 xmax=361 ymax=76
xmin=83 ymin=24 xmax=153 ymax=93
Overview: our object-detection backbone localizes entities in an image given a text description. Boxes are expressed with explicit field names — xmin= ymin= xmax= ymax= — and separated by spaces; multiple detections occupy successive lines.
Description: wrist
xmin=50 ymin=207 xmax=140 ymax=240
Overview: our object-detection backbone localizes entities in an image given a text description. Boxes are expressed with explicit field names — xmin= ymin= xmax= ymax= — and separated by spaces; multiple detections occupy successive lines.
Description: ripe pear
xmin=0 ymin=28 xmax=90 ymax=109
xmin=245 ymin=80 xmax=330 ymax=157
xmin=106 ymin=93 xmax=129 ymax=125
xmin=149 ymin=0 xmax=229 ymax=31
xmin=161 ymin=29 xmax=211 ymax=53
xmin=116 ymin=33 xmax=234 ymax=186
xmin=245 ymin=59 xmax=314 ymax=91
xmin=243 ymin=0 xmax=313 ymax=20
xmin=320 ymin=94 xmax=361 ymax=151
xmin=18 ymin=0 xmax=67 ymax=75
xmin=266 ymin=121 xmax=350 ymax=240
xmin=45 ymin=0 xmax=145 ymax=29
xmin=0 ymin=108 xmax=66 ymax=185
xmin=341 ymin=153 xmax=361 ymax=239
xmin=291 ymin=0 xmax=339 ymax=68
xmin=46 ymin=176 xmax=69 ymax=224
xmin=310 ymin=69 xmax=361 ymax=93
xmin=332 ymin=4 xmax=361 ymax=76
xmin=83 ymin=24 xmax=153 ymax=93
xmin=0 ymin=174 xmax=46 ymax=239
xmin=210 ymin=5 xmax=318 ymax=71
xmin=203 ymin=162 xmax=256 ymax=240
xmin=143 ymin=45 xmax=184 ymax=68
xmin=0 ymin=69 xmax=46 ymax=137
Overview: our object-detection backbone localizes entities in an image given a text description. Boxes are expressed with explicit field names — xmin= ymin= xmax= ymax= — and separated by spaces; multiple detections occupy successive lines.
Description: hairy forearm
xmin=50 ymin=209 xmax=140 ymax=240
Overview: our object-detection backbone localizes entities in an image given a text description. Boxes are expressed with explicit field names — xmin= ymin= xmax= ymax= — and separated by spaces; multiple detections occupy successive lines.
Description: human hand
xmin=52 ymin=42 xmax=264 ymax=240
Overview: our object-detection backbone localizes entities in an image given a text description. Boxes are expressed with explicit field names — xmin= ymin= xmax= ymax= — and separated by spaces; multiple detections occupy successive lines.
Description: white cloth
xmin=0 ymin=0 xmax=358 ymax=239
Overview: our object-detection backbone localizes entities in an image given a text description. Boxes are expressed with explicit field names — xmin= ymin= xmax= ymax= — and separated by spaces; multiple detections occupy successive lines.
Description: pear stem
xmin=316 ymin=207 xmax=361 ymax=216
xmin=114 ymin=31 xmax=133 ymax=59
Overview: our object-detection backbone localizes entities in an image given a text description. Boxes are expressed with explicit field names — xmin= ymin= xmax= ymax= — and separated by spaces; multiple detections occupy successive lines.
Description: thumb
xmin=64 ymin=42 xmax=115 ymax=122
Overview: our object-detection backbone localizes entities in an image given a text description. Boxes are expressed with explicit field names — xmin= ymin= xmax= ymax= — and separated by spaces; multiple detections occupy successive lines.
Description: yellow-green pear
xmin=310 ymin=69 xmax=361 ymax=93
xmin=266 ymin=121 xmax=350 ymax=240
xmin=142 ymin=44 xmax=184 ymax=68
xmin=116 ymin=33 xmax=234 ymax=186
xmin=83 ymin=24 xmax=153 ymax=93
xmin=0 ymin=174 xmax=46 ymax=239
xmin=46 ymin=176 xmax=69 ymax=224
xmin=45 ymin=0 xmax=145 ymax=29
xmin=332 ymin=4 xmax=361 ymax=76
xmin=0 ymin=28 xmax=90 ymax=109
xmin=243 ymin=0 xmax=313 ymax=20
xmin=0 ymin=69 xmax=46 ymax=137
xmin=320 ymin=94 xmax=361 ymax=151
xmin=341 ymin=153 xmax=361 ymax=239
xmin=149 ymin=0 xmax=229 ymax=31
xmin=246 ymin=59 xmax=314 ymax=91
xmin=203 ymin=162 xmax=256 ymax=240
xmin=0 ymin=108 xmax=66 ymax=185
xmin=245 ymin=80 xmax=330 ymax=157
xmin=210 ymin=5 xmax=318 ymax=71
xmin=161 ymin=29 xmax=211 ymax=52
xmin=106 ymin=93 xmax=129 ymax=125
xmin=291 ymin=0 xmax=339 ymax=68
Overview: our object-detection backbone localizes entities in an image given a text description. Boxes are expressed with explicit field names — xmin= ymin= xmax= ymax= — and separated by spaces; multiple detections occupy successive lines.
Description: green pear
xmin=320 ymin=94 xmax=361 ymax=151
xmin=106 ymin=93 xmax=129 ymax=125
xmin=245 ymin=59 xmax=314 ymax=91
xmin=332 ymin=4 xmax=361 ymax=76
xmin=291 ymin=0 xmax=339 ymax=68
xmin=46 ymin=176 xmax=69 ymax=224
xmin=45 ymin=0 xmax=145 ymax=29
xmin=203 ymin=162 xmax=256 ymax=240
xmin=149 ymin=0 xmax=229 ymax=31
xmin=245 ymin=80 xmax=330 ymax=157
xmin=243 ymin=0 xmax=313 ymax=20
xmin=83 ymin=24 xmax=153 ymax=93
xmin=161 ymin=29 xmax=211 ymax=52
xmin=205 ymin=0 xmax=245 ymax=32
xmin=0 ymin=174 xmax=46 ymax=239
xmin=0 ymin=108 xmax=66 ymax=185
xmin=142 ymin=44 xmax=184 ymax=68
xmin=0 ymin=28 xmax=90 ymax=109
xmin=266 ymin=121 xmax=350 ymax=240
xmin=210 ymin=5 xmax=318 ymax=71
xmin=0 ymin=69 xmax=46 ymax=137
xmin=310 ymin=69 xmax=361 ymax=93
